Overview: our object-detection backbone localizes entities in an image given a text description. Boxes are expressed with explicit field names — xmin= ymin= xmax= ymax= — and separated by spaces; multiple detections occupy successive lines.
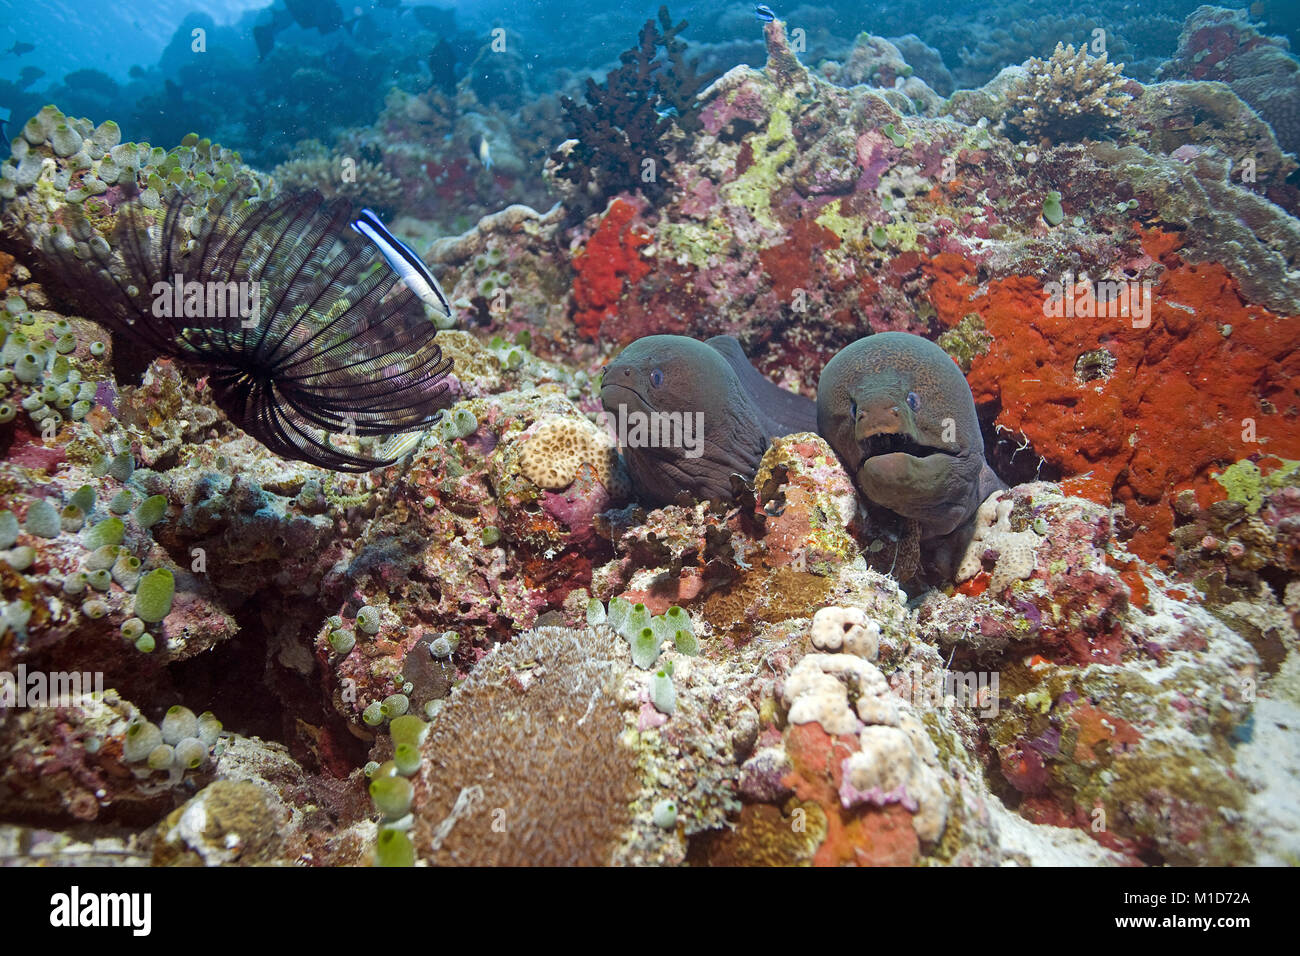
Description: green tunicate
xmin=81 ymin=598 xmax=109 ymax=619
xmin=1042 ymin=190 xmax=1064 ymax=226
xmin=623 ymin=603 xmax=651 ymax=641
xmin=480 ymin=526 xmax=501 ymax=546
xmin=69 ymin=400 xmax=92 ymax=421
xmin=369 ymin=776 xmax=414 ymax=819
xmin=62 ymin=571 xmax=89 ymax=595
xmin=70 ymin=485 xmax=95 ymax=514
xmin=82 ymin=517 xmax=125 ymax=550
xmin=87 ymin=569 xmax=112 ymax=591
xmin=120 ymin=617 xmax=146 ymax=641
xmin=674 ymin=628 xmax=699 ymax=656
xmin=0 ymin=404 xmax=13 ymax=424
xmin=109 ymin=488 xmax=134 ymax=514
xmin=134 ymin=568 xmax=175 ymax=623
xmin=1032 ymin=516 xmax=1049 ymax=536
xmin=50 ymin=123 xmax=83 ymax=158
xmin=24 ymin=498 xmax=60 ymax=538
xmin=111 ymin=553 xmax=142 ymax=590
xmin=123 ymin=720 xmax=162 ymax=762
xmin=328 ymin=629 xmax=355 ymax=655
xmin=652 ymin=799 xmax=677 ymax=829
xmin=61 ymin=504 xmax=85 ymax=535
xmin=13 ymin=352 xmax=40 ymax=384
xmin=89 ymin=341 xmax=106 ymax=357
xmin=586 ymin=598 xmax=607 ymax=626
xmin=882 ymin=122 xmax=906 ymax=148
xmin=135 ymin=494 xmax=167 ymax=529
xmin=196 ymin=712 xmax=222 ymax=746
xmin=173 ymin=737 xmax=206 ymax=769
xmin=651 ymin=667 xmax=676 ymax=715
xmin=107 ymin=451 xmax=134 ymax=482
xmin=374 ymin=827 xmax=415 ymax=867
xmin=0 ymin=511 xmax=16 ymax=549
xmin=135 ymin=633 xmax=156 ymax=653
xmin=147 ymin=744 xmax=174 ymax=770
xmin=632 ymin=626 xmax=661 ymax=670
xmin=870 ymin=225 xmax=889 ymax=249
xmin=393 ymin=743 xmax=422 ymax=776
xmin=356 ymin=605 xmax=381 ymax=634
xmin=161 ymin=705 xmax=198 ymax=745
xmin=607 ymin=596 xmax=631 ymax=633
xmin=362 ymin=702 xmax=385 ymax=726
xmin=389 ymin=715 xmax=429 ymax=747
xmin=380 ymin=693 xmax=409 ymax=718
xmin=452 ymin=407 xmax=477 ymax=437
xmin=84 ymin=544 xmax=121 ymax=571
xmin=3 ymin=546 xmax=35 ymax=571
xmin=3 ymin=296 xmax=23 ymax=315
xmin=54 ymin=333 xmax=76 ymax=354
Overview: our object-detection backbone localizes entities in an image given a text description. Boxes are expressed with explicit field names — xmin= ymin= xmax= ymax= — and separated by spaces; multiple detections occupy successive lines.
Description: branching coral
xmin=551 ymin=6 xmax=717 ymax=206
xmin=1004 ymin=42 xmax=1132 ymax=142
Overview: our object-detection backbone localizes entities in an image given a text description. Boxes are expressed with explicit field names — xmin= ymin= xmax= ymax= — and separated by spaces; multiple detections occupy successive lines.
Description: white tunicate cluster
xmin=121 ymin=705 xmax=222 ymax=787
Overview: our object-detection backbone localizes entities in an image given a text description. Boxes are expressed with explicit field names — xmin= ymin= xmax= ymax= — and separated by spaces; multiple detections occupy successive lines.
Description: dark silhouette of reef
xmin=552 ymin=6 xmax=719 ymax=207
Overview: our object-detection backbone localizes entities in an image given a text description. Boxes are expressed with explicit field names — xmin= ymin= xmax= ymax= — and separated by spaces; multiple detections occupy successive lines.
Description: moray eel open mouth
xmin=859 ymin=428 xmax=954 ymax=461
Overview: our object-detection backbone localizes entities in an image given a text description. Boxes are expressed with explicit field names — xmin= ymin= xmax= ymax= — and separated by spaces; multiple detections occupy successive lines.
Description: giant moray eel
xmin=601 ymin=334 xmax=817 ymax=503
xmin=818 ymin=331 xmax=1005 ymax=540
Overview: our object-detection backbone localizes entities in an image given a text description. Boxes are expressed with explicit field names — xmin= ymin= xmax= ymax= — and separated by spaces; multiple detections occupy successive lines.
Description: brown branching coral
xmin=1004 ymin=42 xmax=1132 ymax=142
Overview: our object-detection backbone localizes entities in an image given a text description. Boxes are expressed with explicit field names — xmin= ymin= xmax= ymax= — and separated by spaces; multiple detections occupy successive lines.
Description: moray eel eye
xmin=906 ymin=391 xmax=921 ymax=411
xmin=650 ymin=368 xmax=665 ymax=388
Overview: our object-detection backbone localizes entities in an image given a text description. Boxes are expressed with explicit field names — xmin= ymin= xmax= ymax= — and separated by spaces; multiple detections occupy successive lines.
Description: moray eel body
xmin=601 ymin=334 xmax=817 ymax=504
xmin=818 ymin=332 xmax=1005 ymax=539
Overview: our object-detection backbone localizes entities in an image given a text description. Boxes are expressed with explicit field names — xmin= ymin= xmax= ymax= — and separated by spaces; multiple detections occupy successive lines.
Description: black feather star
xmin=50 ymin=183 xmax=454 ymax=471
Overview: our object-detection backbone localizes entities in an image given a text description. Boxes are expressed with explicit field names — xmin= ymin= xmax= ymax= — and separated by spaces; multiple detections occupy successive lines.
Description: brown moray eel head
xmin=600 ymin=334 xmax=815 ymax=504
xmin=818 ymin=331 xmax=1005 ymax=539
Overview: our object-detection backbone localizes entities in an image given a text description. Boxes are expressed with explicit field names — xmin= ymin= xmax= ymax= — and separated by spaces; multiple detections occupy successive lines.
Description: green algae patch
xmin=1215 ymin=457 xmax=1300 ymax=514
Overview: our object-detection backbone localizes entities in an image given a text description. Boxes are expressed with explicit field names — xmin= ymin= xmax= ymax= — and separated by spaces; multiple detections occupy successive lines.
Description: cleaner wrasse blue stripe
xmin=351 ymin=207 xmax=453 ymax=318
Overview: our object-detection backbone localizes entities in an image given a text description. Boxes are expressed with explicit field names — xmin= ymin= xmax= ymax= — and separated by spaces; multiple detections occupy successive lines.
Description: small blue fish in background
xmin=754 ymin=4 xmax=777 ymax=23
xmin=351 ymin=208 xmax=453 ymax=320
xmin=655 ymin=103 xmax=679 ymax=120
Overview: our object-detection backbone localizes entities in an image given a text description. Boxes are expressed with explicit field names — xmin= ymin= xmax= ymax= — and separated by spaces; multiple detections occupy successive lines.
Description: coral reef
xmin=1001 ymin=42 xmax=1134 ymax=142
xmin=1158 ymin=6 xmax=1300 ymax=158
xmin=0 ymin=1 xmax=1297 ymax=871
